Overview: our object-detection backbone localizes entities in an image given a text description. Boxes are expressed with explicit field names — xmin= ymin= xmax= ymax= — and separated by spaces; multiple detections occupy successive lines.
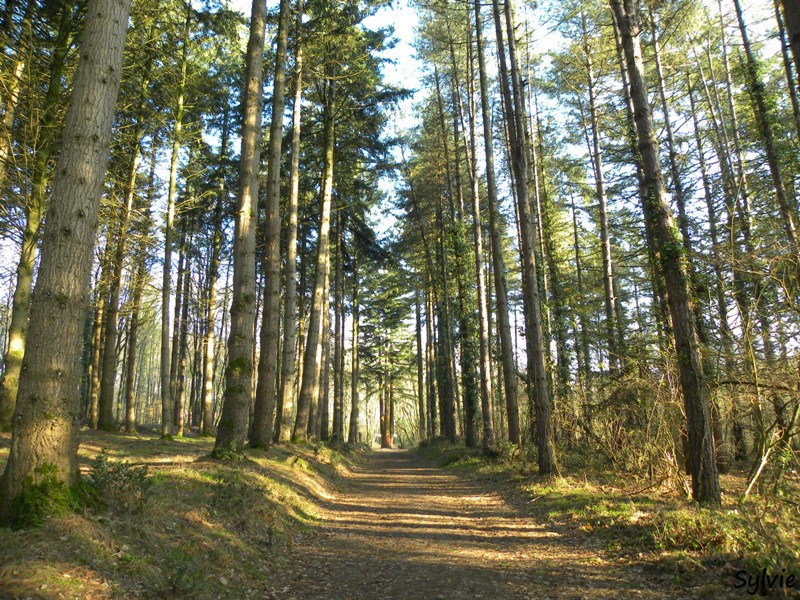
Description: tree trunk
xmin=201 ymin=99 xmax=229 ymax=436
xmin=581 ymin=10 xmax=619 ymax=376
xmin=251 ymin=0 xmax=291 ymax=447
xmin=124 ymin=234 xmax=148 ymax=435
xmin=331 ymin=207 xmax=344 ymax=441
xmin=0 ymin=0 xmax=34 ymax=192
xmin=610 ymin=0 xmax=720 ymax=503
xmin=294 ymin=75 xmax=335 ymax=441
xmin=734 ymin=0 xmax=799 ymax=261
xmin=0 ymin=0 xmax=131 ymax=520
xmin=458 ymin=12 xmax=495 ymax=451
xmin=425 ymin=282 xmax=438 ymax=437
xmin=688 ymin=83 xmax=735 ymax=471
xmin=781 ymin=0 xmax=800 ymax=90
xmin=774 ymin=0 xmax=800 ymax=143
xmin=214 ymin=0 xmax=267 ymax=454
xmin=475 ymin=0 xmax=520 ymax=447
xmin=98 ymin=142 xmax=143 ymax=431
xmin=414 ymin=288 xmax=425 ymax=443
xmin=491 ymin=0 xmax=555 ymax=471
xmin=160 ymin=5 xmax=191 ymax=439
xmin=275 ymin=3 xmax=305 ymax=443
xmin=348 ymin=258 xmax=361 ymax=444
xmin=174 ymin=239 xmax=192 ymax=437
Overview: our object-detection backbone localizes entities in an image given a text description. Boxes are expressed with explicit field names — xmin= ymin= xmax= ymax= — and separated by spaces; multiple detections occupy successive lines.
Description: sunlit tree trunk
xmin=174 ymin=236 xmax=192 ymax=437
xmin=0 ymin=2 xmax=73 ymax=430
xmin=276 ymin=1 xmax=304 ymax=443
xmin=0 ymin=0 xmax=132 ymax=519
xmin=457 ymin=13 xmax=495 ymax=450
xmin=251 ymin=0 xmax=291 ymax=447
xmin=294 ymin=75 xmax=335 ymax=441
xmin=414 ymin=287 xmax=425 ymax=442
xmin=331 ymin=207 xmax=343 ymax=441
xmin=123 ymin=143 xmax=158 ymax=435
xmin=348 ymin=258 xmax=361 ymax=444
xmin=492 ymin=0 xmax=555 ymax=471
xmin=214 ymin=0 xmax=267 ymax=454
xmin=425 ymin=281 xmax=438 ymax=437
xmin=201 ymin=101 xmax=229 ymax=436
xmin=161 ymin=3 xmax=191 ymax=439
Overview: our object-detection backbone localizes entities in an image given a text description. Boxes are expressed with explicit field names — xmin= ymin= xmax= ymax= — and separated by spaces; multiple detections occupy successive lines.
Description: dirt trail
xmin=268 ymin=449 xmax=715 ymax=600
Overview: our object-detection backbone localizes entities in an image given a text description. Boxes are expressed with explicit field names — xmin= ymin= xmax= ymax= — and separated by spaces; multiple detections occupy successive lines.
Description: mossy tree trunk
xmin=214 ymin=0 xmax=267 ymax=454
xmin=251 ymin=0 xmax=292 ymax=448
xmin=610 ymin=0 xmax=720 ymax=504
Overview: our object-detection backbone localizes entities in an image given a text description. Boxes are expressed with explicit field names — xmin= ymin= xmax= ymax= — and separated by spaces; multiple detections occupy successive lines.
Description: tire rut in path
xmin=270 ymin=450 xmax=680 ymax=599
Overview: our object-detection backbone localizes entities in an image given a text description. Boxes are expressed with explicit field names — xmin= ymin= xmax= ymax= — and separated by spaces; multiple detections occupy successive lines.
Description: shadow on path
xmin=267 ymin=449 xmax=728 ymax=600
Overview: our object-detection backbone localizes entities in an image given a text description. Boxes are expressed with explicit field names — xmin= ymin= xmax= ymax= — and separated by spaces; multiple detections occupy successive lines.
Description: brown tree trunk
xmin=458 ymin=12 xmax=495 ymax=451
xmin=425 ymin=283 xmax=438 ymax=438
xmin=0 ymin=0 xmax=131 ymax=519
xmin=581 ymin=9 xmax=619 ymax=376
xmin=294 ymin=75 xmax=335 ymax=441
xmin=734 ymin=0 xmax=799 ymax=260
xmin=214 ymin=0 xmax=267 ymax=454
xmin=251 ymin=0 xmax=291 ymax=447
xmin=174 ymin=240 xmax=192 ymax=437
xmin=160 ymin=6 xmax=191 ymax=439
xmin=0 ymin=2 xmax=74 ymax=430
xmin=275 ymin=2 xmax=305 ymax=443
xmin=124 ymin=234 xmax=148 ymax=435
xmin=201 ymin=100 xmax=229 ymax=436
xmin=0 ymin=0 xmax=34 ymax=192
xmin=348 ymin=258 xmax=361 ymax=444
xmin=610 ymin=0 xmax=720 ymax=503
xmin=492 ymin=0 xmax=555 ymax=471
xmin=331 ymin=208 xmax=344 ymax=442
xmin=475 ymin=0 xmax=520 ymax=447
xmin=781 ymin=0 xmax=800 ymax=89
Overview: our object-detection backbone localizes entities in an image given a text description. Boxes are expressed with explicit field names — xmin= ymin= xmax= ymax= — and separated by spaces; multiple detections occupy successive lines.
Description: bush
xmin=86 ymin=452 xmax=152 ymax=513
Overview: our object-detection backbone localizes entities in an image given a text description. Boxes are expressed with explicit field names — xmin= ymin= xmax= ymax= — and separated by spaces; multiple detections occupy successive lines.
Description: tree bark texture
xmin=214 ymin=0 xmax=267 ymax=454
xmin=0 ymin=0 xmax=132 ymax=518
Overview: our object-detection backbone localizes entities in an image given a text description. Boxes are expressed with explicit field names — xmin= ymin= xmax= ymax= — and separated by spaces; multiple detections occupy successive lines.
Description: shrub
xmin=86 ymin=452 xmax=152 ymax=513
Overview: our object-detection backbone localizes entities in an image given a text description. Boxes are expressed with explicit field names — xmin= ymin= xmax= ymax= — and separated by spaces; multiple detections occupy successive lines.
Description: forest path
xmin=269 ymin=449 xmax=694 ymax=600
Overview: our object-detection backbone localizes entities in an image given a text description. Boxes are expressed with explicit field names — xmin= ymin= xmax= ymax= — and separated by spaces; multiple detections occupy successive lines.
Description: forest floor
xmin=0 ymin=431 xmax=794 ymax=598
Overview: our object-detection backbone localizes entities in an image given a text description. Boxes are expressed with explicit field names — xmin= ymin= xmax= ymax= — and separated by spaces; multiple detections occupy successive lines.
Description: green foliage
xmin=86 ymin=452 xmax=152 ymax=513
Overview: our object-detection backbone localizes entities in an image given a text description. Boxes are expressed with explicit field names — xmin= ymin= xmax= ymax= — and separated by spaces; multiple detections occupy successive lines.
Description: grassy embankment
xmin=0 ymin=430 xmax=363 ymax=599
